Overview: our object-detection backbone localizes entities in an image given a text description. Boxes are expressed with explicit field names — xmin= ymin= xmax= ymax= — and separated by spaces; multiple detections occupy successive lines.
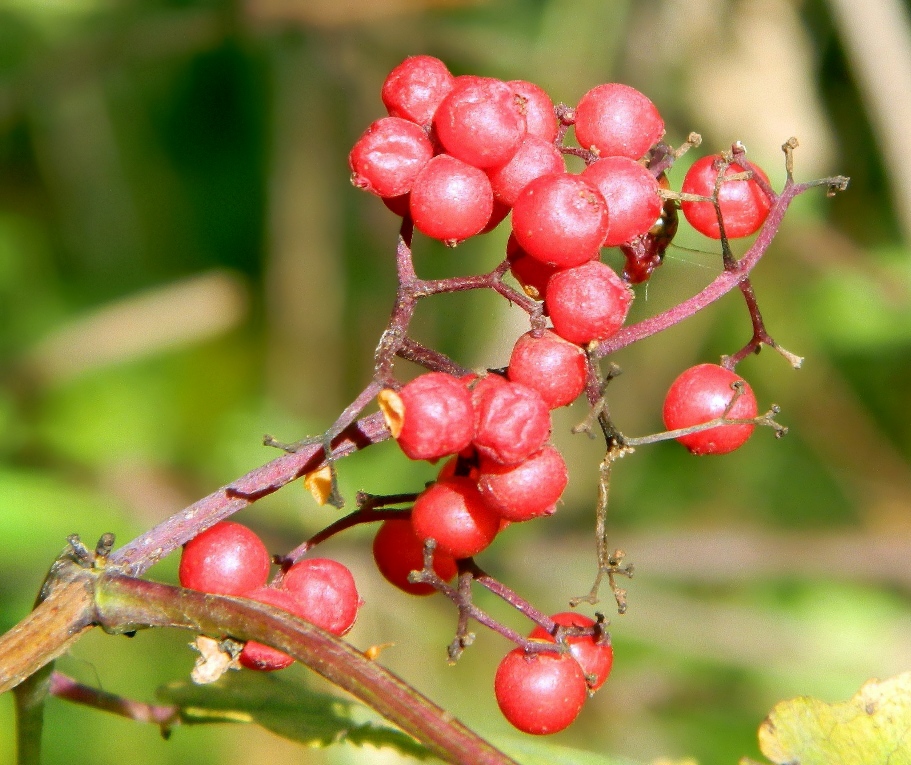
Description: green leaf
xmin=755 ymin=671 xmax=911 ymax=765
xmin=158 ymin=671 xmax=433 ymax=760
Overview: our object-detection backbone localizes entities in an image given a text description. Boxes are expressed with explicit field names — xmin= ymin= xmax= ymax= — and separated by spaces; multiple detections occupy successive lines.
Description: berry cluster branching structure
xmin=1 ymin=55 xmax=849 ymax=756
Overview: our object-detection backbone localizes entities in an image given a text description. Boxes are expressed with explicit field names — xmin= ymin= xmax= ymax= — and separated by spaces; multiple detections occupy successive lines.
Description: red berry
xmin=178 ymin=521 xmax=271 ymax=596
xmin=582 ymin=156 xmax=662 ymax=247
xmin=473 ymin=380 xmax=551 ymax=465
xmin=238 ymin=586 xmax=300 ymax=671
xmin=573 ymin=83 xmax=664 ymax=160
xmin=529 ymin=613 xmax=613 ymax=690
xmin=511 ymin=173 xmax=609 ymax=268
xmin=280 ymin=558 xmax=362 ymax=636
xmin=546 ymin=261 xmax=633 ymax=345
xmin=494 ymin=648 xmax=588 ymax=735
xmin=393 ymin=372 xmax=475 ymax=461
xmin=508 ymin=329 xmax=587 ymax=409
xmin=411 ymin=477 xmax=501 ymax=559
xmin=507 ymin=234 xmax=559 ymax=301
xmin=681 ymin=154 xmax=772 ymax=239
xmin=477 ymin=446 xmax=568 ymax=522
xmin=372 ymin=518 xmax=458 ymax=596
xmin=487 ymin=136 xmax=565 ymax=208
xmin=348 ymin=117 xmax=434 ymax=199
xmin=409 ymin=154 xmax=493 ymax=244
xmin=382 ymin=55 xmax=454 ymax=126
xmin=433 ymin=77 xmax=527 ymax=169
xmin=662 ymin=363 xmax=758 ymax=455
xmin=508 ymin=80 xmax=558 ymax=142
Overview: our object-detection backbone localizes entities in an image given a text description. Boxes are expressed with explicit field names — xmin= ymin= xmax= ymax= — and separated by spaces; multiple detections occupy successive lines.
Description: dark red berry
xmin=574 ymin=83 xmax=664 ymax=160
xmin=372 ymin=518 xmax=458 ymax=596
xmin=411 ymin=477 xmax=501 ymax=559
xmin=507 ymin=234 xmax=559 ymax=301
xmin=433 ymin=77 xmax=527 ymax=169
xmin=280 ymin=558 xmax=362 ymax=636
xmin=487 ymin=136 xmax=565 ymax=208
xmin=662 ymin=363 xmax=758 ymax=455
xmin=477 ymin=445 xmax=568 ymax=522
xmin=511 ymin=173 xmax=609 ymax=268
xmin=508 ymin=329 xmax=587 ymax=409
xmin=508 ymin=80 xmax=558 ymax=142
xmin=494 ymin=648 xmax=588 ymax=735
xmin=409 ymin=154 xmax=493 ymax=244
xmin=546 ymin=261 xmax=633 ymax=345
xmin=529 ymin=613 xmax=613 ymax=690
xmin=382 ymin=55 xmax=454 ymax=126
xmin=681 ymin=154 xmax=772 ymax=239
xmin=238 ymin=586 xmax=300 ymax=672
xmin=348 ymin=117 xmax=434 ymax=199
xmin=178 ymin=521 xmax=271 ymax=596
xmin=582 ymin=156 xmax=662 ymax=246
xmin=472 ymin=379 xmax=551 ymax=465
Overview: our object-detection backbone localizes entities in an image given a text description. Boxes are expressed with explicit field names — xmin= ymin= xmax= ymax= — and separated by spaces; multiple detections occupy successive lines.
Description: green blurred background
xmin=1 ymin=0 xmax=910 ymax=763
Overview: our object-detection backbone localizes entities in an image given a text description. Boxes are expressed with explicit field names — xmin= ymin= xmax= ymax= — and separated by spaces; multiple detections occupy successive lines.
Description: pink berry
xmin=546 ymin=261 xmax=633 ymax=345
xmin=433 ymin=77 xmax=527 ymax=169
xmin=381 ymin=55 xmax=454 ymax=126
xmin=494 ymin=648 xmax=588 ymax=735
xmin=508 ymin=80 xmax=558 ymax=142
xmin=348 ymin=117 xmax=434 ymax=199
xmin=411 ymin=477 xmax=501 ymax=559
xmin=574 ymin=83 xmax=664 ymax=160
xmin=529 ymin=613 xmax=613 ymax=691
xmin=582 ymin=156 xmax=662 ymax=246
xmin=507 ymin=329 xmax=587 ymax=409
xmin=681 ymin=154 xmax=772 ymax=239
xmin=477 ymin=446 xmax=568 ymax=522
xmin=280 ymin=558 xmax=362 ymax=636
xmin=511 ymin=173 xmax=609 ymax=268
xmin=487 ymin=136 xmax=565 ymax=208
xmin=394 ymin=372 xmax=475 ymax=461
xmin=662 ymin=363 xmax=758 ymax=455
xmin=372 ymin=518 xmax=458 ymax=596
xmin=238 ymin=586 xmax=300 ymax=672
xmin=473 ymin=379 xmax=551 ymax=465
xmin=178 ymin=521 xmax=271 ymax=596
xmin=409 ymin=154 xmax=493 ymax=244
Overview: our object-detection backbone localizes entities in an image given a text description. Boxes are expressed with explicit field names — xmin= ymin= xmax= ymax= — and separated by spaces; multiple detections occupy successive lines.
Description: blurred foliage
xmin=1 ymin=0 xmax=910 ymax=764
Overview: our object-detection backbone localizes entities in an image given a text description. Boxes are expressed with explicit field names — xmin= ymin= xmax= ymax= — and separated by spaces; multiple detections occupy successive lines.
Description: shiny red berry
xmin=529 ymin=613 xmax=613 ymax=690
xmin=178 ymin=521 xmax=271 ymax=596
xmin=409 ymin=154 xmax=493 ymax=244
xmin=662 ymin=363 xmax=758 ymax=455
xmin=411 ymin=477 xmax=501 ymax=559
xmin=574 ymin=83 xmax=664 ymax=160
xmin=280 ymin=558 xmax=362 ymax=636
xmin=681 ymin=154 xmax=772 ymax=239
xmin=546 ymin=261 xmax=633 ymax=345
xmin=381 ymin=55 xmax=454 ymax=126
xmin=494 ymin=648 xmax=588 ymax=735
xmin=582 ymin=156 xmax=662 ymax=246
xmin=508 ymin=329 xmax=587 ymax=409
xmin=372 ymin=518 xmax=458 ymax=596
xmin=477 ymin=445 xmax=568 ymax=522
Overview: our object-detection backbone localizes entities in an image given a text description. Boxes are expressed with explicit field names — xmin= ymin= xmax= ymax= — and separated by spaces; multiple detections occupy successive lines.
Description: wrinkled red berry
xmin=348 ymin=117 xmax=434 ymax=199
xmin=477 ymin=445 xmax=568 ymax=521
xmin=473 ymin=380 xmax=551 ymax=465
xmin=394 ymin=372 xmax=475 ymax=461
xmin=382 ymin=55 xmax=454 ymax=126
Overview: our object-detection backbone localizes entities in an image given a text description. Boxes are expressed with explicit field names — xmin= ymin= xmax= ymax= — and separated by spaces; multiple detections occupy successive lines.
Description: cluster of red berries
xmin=178 ymin=521 xmax=362 ymax=671
xmin=350 ymin=55 xmax=772 ymax=319
xmin=350 ymin=56 xmax=773 ymax=734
